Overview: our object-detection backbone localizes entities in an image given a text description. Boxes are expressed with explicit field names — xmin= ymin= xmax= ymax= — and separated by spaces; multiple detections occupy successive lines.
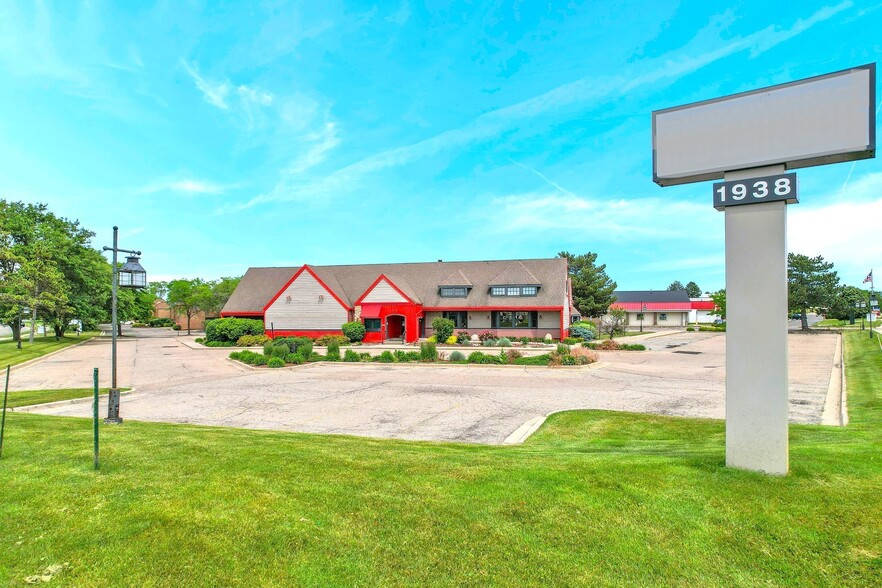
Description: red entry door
xmin=386 ymin=315 xmax=404 ymax=339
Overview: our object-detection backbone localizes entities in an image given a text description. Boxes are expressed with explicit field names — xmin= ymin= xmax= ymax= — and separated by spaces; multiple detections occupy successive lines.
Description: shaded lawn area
xmin=0 ymin=332 xmax=880 ymax=586
xmin=0 ymin=332 xmax=98 ymax=368
xmin=4 ymin=388 xmax=128 ymax=409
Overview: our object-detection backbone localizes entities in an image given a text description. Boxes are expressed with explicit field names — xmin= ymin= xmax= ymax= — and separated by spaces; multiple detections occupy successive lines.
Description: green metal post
xmin=93 ymin=368 xmax=99 ymax=470
xmin=0 ymin=365 xmax=10 ymax=459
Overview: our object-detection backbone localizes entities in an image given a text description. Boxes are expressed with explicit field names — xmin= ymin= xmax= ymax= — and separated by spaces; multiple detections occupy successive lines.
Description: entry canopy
xmin=652 ymin=63 xmax=875 ymax=186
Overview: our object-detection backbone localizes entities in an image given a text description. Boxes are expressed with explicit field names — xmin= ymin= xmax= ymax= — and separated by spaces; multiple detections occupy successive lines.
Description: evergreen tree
xmin=557 ymin=251 xmax=616 ymax=318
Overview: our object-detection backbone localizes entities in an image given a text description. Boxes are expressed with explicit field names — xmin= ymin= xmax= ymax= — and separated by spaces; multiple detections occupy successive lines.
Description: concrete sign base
xmin=724 ymin=165 xmax=789 ymax=475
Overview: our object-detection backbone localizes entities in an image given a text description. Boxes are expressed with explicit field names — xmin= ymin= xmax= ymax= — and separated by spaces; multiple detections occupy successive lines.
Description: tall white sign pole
xmin=723 ymin=165 xmax=789 ymax=474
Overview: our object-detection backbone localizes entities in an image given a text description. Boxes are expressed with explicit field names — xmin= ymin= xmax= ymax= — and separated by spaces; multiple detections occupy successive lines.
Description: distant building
xmin=221 ymin=258 xmax=575 ymax=343
xmin=608 ymin=290 xmax=694 ymax=327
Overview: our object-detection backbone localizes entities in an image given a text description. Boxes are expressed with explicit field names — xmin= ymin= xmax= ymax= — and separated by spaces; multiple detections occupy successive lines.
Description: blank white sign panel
xmin=653 ymin=64 xmax=875 ymax=186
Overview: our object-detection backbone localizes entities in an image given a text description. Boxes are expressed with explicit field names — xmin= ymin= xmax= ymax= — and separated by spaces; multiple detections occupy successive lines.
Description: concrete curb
xmin=8 ymin=333 xmax=102 ymax=374
xmin=503 ymin=409 xmax=573 ymax=444
xmin=12 ymin=388 xmax=137 ymax=413
xmin=821 ymin=333 xmax=845 ymax=426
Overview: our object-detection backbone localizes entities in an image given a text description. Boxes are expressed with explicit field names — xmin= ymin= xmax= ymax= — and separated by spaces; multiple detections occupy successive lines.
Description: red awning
xmin=359 ymin=303 xmax=383 ymax=318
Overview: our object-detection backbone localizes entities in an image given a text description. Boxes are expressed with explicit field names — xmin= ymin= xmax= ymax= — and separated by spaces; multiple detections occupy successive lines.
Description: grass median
xmin=0 ymin=332 xmax=879 ymax=586
xmin=4 ymin=388 xmax=130 ymax=409
xmin=0 ymin=331 xmax=99 ymax=368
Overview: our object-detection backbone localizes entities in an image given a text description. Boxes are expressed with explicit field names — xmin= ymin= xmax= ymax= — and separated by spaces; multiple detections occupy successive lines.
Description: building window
xmin=364 ymin=318 xmax=381 ymax=332
xmin=489 ymin=285 xmax=540 ymax=297
xmin=637 ymin=313 xmax=644 ymax=321
xmin=442 ymin=311 xmax=468 ymax=328
xmin=440 ymin=286 xmax=467 ymax=298
xmin=658 ymin=313 xmax=667 ymax=321
xmin=492 ymin=311 xmax=538 ymax=328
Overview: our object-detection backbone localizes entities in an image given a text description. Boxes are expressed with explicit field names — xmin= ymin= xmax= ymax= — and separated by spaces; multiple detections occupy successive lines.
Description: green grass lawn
xmin=0 ymin=332 xmax=880 ymax=586
xmin=0 ymin=331 xmax=99 ymax=368
xmin=3 ymin=388 xmax=128 ymax=409
xmin=816 ymin=317 xmax=882 ymax=328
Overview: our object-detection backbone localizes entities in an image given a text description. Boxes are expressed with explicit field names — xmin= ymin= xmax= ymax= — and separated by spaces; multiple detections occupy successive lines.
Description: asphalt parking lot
xmin=15 ymin=328 xmax=841 ymax=444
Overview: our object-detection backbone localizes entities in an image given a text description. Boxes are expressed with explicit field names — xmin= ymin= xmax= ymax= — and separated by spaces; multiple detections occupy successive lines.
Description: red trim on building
xmin=355 ymin=274 xmax=414 ymax=305
xmin=220 ymin=311 xmax=264 ymax=317
xmin=263 ymin=265 xmax=351 ymax=312
xmin=422 ymin=305 xmax=563 ymax=311
xmin=691 ymin=301 xmax=716 ymax=310
xmin=616 ymin=302 xmax=693 ymax=311
xmin=268 ymin=329 xmax=343 ymax=340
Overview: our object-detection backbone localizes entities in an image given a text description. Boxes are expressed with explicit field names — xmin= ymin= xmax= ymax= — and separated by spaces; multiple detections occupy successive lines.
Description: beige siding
xmin=265 ymin=271 xmax=349 ymax=329
xmin=362 ymin=279 xmax=409 ymax=303
xmin=654 ymin=311 xmax=688 ymax=327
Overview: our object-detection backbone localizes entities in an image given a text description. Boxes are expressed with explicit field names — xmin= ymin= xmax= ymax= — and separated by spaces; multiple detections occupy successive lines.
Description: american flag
xmin=863 ymin=270 xmax=873 ymax=284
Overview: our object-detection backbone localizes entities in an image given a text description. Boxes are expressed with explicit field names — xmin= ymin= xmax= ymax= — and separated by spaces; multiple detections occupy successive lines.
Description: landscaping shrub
xmin=426 ymin=335 xmax=437 ymax=343
xmin=478 ymin=330 xmax=496 ymax=342
xmin=420 ymin=341 xmax=437 ymax=361
xmin=686 ymin=327 xmax=695 ymax=332
xmin=593 ymin=339 xmax=621 ymax=350
xmin=376 ymin=350 xmax=395 ymax=363
xmin=431 ymin=317 xmax=455 ymax=343
xmin=563 ymin=337 xmax=581 ymax=345
xmin=561 ymin=355 xmax=578 ymax=366
xmin=497 ymin=337 xmax=512 ymax=347
xmin=236 ymin=334 xmax=270 ymax=347
xmin=341 ymin=321 xmax=366 ymax=342
xmin=571 ymin=347 xmax=599 ymax=364
xmin=512 ymin=354 xmax=551 ymax=366
xmin=506 ymin=349 xmax=523 ymax=362
xmin=343 ymin=349 xmax=360 ymax=362
xmin=445 ymin=335 xmax=458 ymax=345
xmin=467 ymin=351 xmax=495 ymax=364
xmin=316 ymin=334 xmax=350 ymax=347
xmin=230 ymin=350 xmax=268 ymax=366
xmin=556 ymin=343 xmax=571 ymax=355
xmin=133 ymin=322 xmax=148 ymax=328
xmin=204 ymin=341 xmax=236 ymax=347
xmin=359 ymin=352 xmax=373 ymax=361
xmin=263 ymin=340 xmax=289 ymax=359
xmin=327 ymin=340 xmax=341 ymax=356
xmin=206 ymin=318 xmax=265 ymax=342
xmin=699 ymin=325 xmax=726 ymax=332
xmin=547 ymin=351 xmax=563 ymax=366
xmin=449 ymin=350 xmax=466 ymax=361
xmin=267 ymin=356 xmax=285 ymax=368
xmin=569 ymin=321 xmax=597 ymax=341
xmin=195 ymin=337 xmax=204 ymax=343
xmin=457 ymin=331 xmax=471 ymax=344
xmin=148 ymin=317 xmax=176 ymax=327
xmin=620 ymin=343 xmax=646 ymax=351
xmin=325 ymin=352 xmax=340 ymax=362
xmin=296 ymin=340 xmax=313 ymax=358
xmin=519 ymin=336 xmax=530 ymax=345
xmin=482 ymin=339 xmax=497 ymax=347
xmin=172 ymin=324 xmax=181 ymax=331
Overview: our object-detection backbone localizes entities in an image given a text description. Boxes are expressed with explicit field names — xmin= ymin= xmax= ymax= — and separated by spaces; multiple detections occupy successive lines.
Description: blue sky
xmin=0 ymin=1 xmax=880 ymax=293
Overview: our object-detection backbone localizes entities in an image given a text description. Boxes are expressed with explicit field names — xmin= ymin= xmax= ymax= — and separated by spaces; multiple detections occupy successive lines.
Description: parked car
xmin=790 ymin=313 xmax=802 ymax=320
xmin=713 ymin=318 xmax=725 ymax=325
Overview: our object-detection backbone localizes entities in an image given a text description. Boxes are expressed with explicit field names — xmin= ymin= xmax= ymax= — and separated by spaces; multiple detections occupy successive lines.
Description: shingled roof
xmin=222 ymin=258 xmax=568 ymax=314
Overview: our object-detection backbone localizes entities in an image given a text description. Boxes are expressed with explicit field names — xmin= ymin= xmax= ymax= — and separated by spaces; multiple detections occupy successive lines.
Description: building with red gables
xmin=221 ymin=258 xmax=574 ymax=343
xmin=610 ymin=290 xmax=695 ymax=327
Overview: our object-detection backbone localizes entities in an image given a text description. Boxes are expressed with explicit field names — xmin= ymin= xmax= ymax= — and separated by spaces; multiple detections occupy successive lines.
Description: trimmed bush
xmin=316 ymin=334 xmax=350 ymax=347
xmin=206 ymin=318 xmax=265 ymax=343
xmin=376 ymin=350 xmax=394 ymax=363
xmin=148 ymin=317 xmax=176 ymax=327
xmin=512 ymin=354 xmax=551 ymax=366
xmin=686 ymin=327 xmax=695 ymax=332
xmin=449 ymin=350 xmax=466 ymax=361
xmin=296 ymin=340 xmax=313 ymax=358
xmin=172 ymin=324 xmax=181 ymax=331
xmin=195 ymin=337 xmax=204 ymax=343
xmin=431 ymin=317 xmax=455 ymax=343
xmin=267 ymin=356 xmax=285 ymax=368
xmin=204 ymin=341 xmax=236 ymax=347
xmin=620 ymin=343 xmax=646 ymax=351
xmin=562 ymin=337 xmax=581 ymax=345
xmin=457 ymin=331 xmax=471 ymax=344
xmin=482 ymin=339 xmax=497 ymax=347
xmin=343 ymin=349 xmax=360 ymax=362
xmin=420 ymin=341 xmax=437 ymax=361
xmin=341 ymin=321 xmax=366 ymax=342
xmin=497 ymin=337 xmax=512 ymax=347
xmin=230 ymin=350 xmax=269 ymax=366
xmin=236 ymin=334 xmax=270 ymax=347
xmin=445 ymin=335 xmax=458 ymax=345
xmin=426 ymin=335 xmax=437 ymax=343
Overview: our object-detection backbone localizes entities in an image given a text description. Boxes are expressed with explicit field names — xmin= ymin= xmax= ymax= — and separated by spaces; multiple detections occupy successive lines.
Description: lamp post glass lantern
xmin=101 ymin=227 xmax=146 ymax=424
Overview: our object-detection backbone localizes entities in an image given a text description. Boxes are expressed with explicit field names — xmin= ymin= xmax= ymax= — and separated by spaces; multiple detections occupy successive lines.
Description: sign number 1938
xmin=712 ymin=172 xmax=798 ymax=210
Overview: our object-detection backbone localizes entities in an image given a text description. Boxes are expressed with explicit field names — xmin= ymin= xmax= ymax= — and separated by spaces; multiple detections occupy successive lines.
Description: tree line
xmin=0 ymin=200 xmax=239 ymax=342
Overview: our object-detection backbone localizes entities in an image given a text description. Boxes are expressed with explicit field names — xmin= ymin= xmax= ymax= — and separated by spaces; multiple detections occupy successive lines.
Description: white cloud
xmin=234 ymin=2 xmax=852 ymax=209
xmin=139 ymin=178 xmax=231 ymax=195
xmin=180 ymin=60 xmax=230 ymax=110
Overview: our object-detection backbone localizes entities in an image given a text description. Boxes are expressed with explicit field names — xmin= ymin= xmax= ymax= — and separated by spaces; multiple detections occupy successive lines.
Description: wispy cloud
xmin=180 ymin=60 xmax=230 ymax=109
xmin=139 ymin=177 xmax=233 ymax=195
xmin=231 ymin=2 xmax=852 ymax=209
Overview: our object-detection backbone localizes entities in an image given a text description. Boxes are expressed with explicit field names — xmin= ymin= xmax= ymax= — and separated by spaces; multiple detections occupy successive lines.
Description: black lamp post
xmin=640 ymin=303 xmax=646 ymax=332
xmin=102 ymin=227 xmax=146 ymax=424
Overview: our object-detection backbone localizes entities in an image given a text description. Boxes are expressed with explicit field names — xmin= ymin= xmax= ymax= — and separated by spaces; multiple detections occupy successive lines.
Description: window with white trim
xmin=489 ymin=285 xmax=540 ymax=297
xmin=658 ymin=313 xmax=667 ymax=321
xmin=440 ymin=287 xmax=468 ymax=298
